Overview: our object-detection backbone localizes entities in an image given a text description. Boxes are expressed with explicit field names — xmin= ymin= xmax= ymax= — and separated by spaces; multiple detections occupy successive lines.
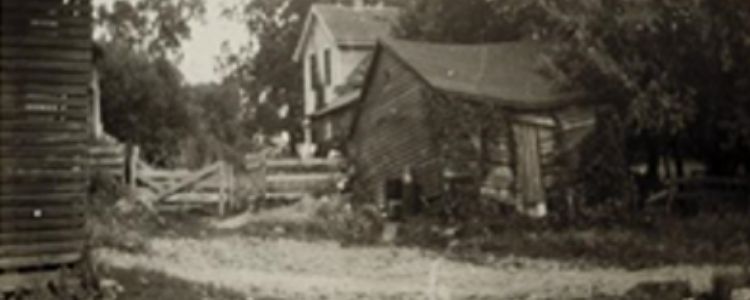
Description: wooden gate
xmin=0 ymin=0 xmax=93 ymax=290
xmin=131 ymin=155 xmax=236 ymax=216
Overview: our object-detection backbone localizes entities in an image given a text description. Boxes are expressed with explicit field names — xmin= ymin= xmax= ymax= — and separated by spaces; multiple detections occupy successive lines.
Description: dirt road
xmin=97 ymin=235 xmax=732 ymax=300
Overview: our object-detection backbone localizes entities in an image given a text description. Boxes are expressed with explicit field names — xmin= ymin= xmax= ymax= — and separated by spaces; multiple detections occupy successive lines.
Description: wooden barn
xmin=1 ymin=0 xmax=94 ymax=291
xmin=347 ymin=38 xmax=597 ymax=215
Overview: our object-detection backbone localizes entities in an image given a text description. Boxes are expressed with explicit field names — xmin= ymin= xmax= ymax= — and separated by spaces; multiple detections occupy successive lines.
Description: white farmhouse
xmin=292 ymin=1 xmax=399 ymax=156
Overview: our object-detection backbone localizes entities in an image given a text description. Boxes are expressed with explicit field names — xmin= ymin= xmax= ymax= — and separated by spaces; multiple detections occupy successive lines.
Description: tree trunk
xmin=646 ymin=137 xmax=660 ymax=183
xmin=673 ymin=141 xmax=685 ymax=178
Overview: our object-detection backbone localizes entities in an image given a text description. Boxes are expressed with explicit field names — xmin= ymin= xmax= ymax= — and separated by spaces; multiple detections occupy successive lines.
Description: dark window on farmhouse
xmin=310 ymin=53 xmax=325 ymax=109
xmin=315 ymin=87 xmax=326 ymax=110
xmin=309 ymin=54 xmax=319 ymax=88
xmin=324 ymin=49 xmax=332 ymax=85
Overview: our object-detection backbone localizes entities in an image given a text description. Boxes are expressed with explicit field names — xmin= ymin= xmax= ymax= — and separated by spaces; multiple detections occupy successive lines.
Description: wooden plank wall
xmin=89 ymin=143 xmax=127 ymax=178
xmin=483 ymin=107 xmax=595 ymax=210
xmin=512 ymin=123 xmax=546 ymax=208
xmin=0 ymin=0 xmax=92 ymax=279
xmin=349 ymin=50 xmax=441 ymax=200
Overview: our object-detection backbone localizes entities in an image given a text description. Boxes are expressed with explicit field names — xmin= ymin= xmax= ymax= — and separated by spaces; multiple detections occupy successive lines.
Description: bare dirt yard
xmin=93 ymin=201 xmax=743 ymax=300
xmin=97 ymin=235 xmax=737 ymax=300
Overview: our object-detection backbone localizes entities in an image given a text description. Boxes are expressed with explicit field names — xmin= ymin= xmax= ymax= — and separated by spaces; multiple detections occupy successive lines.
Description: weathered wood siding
xmin=350 ymin=46 xmax=597 ymax=210
xmin=349 ymin=50 xmax=440 ymax=199
xmin=520 ymin=108 xmax=595 ymax=203
xmin=0 ymin=0 xmax=92 ymax=279
xmin=483 ymin=106 xmax=595 ymax=208
xmin=512 ymin=122 xmax=546 ymax=207
xmin=310 ymin=106 xmax=355 ymax=153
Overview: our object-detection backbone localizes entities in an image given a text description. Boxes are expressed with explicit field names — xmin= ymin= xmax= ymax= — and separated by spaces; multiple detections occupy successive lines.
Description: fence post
xmin=261 ymin=152 xmax=268 ymax=199
xmin=218 ymin=161 xmax=227 ymax=216
xmin=126 ymin=145 xmax=140 ymax=190
xmin=228 ymin=162 xmax=235 ymax=210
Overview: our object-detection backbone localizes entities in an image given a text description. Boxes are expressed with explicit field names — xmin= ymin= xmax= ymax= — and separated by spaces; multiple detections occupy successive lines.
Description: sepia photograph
xmin=1 ymin=0 xmax=749 ymax=299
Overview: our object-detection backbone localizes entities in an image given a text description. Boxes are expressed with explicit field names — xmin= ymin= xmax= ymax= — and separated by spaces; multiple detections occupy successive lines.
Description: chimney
xmin=352 ymin=0 xmax=364 ymax=10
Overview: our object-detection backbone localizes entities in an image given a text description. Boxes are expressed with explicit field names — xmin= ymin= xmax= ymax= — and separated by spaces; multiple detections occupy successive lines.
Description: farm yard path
xmin=97 ymin=235 xmax=733 ymax=300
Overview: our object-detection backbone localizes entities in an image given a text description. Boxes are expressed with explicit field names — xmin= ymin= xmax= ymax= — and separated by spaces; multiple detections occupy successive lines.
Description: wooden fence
xmin=131 ymin=151 xmax=236 ymax=216
xmin=648 ymin=176 xmax=750 ymax=214
xmin=245 ymin=154 xmax=345 ymax=200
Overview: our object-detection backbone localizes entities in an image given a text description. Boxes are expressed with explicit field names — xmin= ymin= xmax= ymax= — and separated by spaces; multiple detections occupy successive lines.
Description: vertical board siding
xmin=513 ymin=123 xmax=546 ymax=206
xmin=0 ymin=0 xmax=91 ymax=276
xmin=506 ymin=107 xmax=595 ymax=207
xmin=351 ymin=52 xmax=440 ymax=199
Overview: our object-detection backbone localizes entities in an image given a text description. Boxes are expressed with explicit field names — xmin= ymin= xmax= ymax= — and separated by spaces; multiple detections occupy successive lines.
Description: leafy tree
xmin=95 ymin=0 xmax=205 ymax=58
xmin=93 ymin=0 xmax=218 ymax=166
xmin=218 ymin=0 xmax=316 ymax=153
xmin=179 ymin=80 xmax=256 ymax=167
xmin=96 ymin=42 xmax=194 ymax=166
xmin=545 ymin=0 xmax=750 ymax=177
xmin=396 ymin=0 xmax=566 ymax=43
xmin=398 ymin=0 xmax=513 ymax=42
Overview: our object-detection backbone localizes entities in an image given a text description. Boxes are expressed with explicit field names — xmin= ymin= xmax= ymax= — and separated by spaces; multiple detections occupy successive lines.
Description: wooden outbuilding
xmin=1 ymin=0 xmax=94 ymax=291
xmin=347 ymin=38 xmax=597 ymax=215
xmin=292 ymin=3 xmax=399 ymax=155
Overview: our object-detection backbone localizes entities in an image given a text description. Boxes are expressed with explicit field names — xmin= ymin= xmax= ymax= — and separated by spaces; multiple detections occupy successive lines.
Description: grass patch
xmin=225 ymin=192 xmax=750 ymax=269
xmin=226 ymin=194 xmax=383 ymax=244
xmin=398 ymin=212 xmax=750 ymax=269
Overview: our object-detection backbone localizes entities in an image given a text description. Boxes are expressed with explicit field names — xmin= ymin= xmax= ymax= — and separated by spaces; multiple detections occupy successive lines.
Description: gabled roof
xmin=292 ymin=4 xmax=399 ymax=62
xmin=378 ymin=38 xmax=582 ymax=110
xmin=310 ymin=53 xmax=373 ymax=118
xmin=310 ymin=90 xmax=360 ymax=118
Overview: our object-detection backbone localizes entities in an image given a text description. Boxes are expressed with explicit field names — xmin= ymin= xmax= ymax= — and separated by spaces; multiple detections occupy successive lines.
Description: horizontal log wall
xmin=89 ymin=143 xmax=126 ymax=178
xmin=0 ymin=0 xmax=92 ymax=287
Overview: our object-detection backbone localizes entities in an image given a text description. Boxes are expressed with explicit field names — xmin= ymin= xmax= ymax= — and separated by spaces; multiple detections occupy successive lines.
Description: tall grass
xmin=398 ymin=211 xmax=750 ymax=269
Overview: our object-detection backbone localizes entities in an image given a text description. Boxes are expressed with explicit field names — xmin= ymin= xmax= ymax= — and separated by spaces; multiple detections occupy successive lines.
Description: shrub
xmin=87 ymin=173 xmax=156 ymax=252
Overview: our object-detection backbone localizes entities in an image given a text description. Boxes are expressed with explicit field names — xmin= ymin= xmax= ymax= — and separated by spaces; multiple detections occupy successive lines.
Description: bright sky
xmin=94 ymin=0 xmax=250 ymax=84
xmin=180 ymin=0 xmax=249 ymax=84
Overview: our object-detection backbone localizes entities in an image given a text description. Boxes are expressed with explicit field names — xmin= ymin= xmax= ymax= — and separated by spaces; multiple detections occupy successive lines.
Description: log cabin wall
xmin=506 ymin=107 xmax=595 ymax=210
xmin=0 ymin=0 xmax=92 ymax=289
xmin=475 ymin=106 xmax=594 ymax=212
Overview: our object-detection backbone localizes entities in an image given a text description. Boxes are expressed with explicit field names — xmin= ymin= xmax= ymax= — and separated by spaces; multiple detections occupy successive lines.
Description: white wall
xmin=337 ymin=48 xmax=371 ymax=88
xmin=302 ymin=18 xmax=375 ymax=116
xmin=302 ymin=17 xmax=337 ymax=116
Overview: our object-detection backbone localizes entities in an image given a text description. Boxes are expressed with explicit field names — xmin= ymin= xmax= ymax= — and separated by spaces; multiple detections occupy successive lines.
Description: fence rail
xmin=127 ymin=146 xmax=236 ymax=216
xmin=245 ymin=154 xmax=345 ymax=200
xmin=647 ymin=176 xmax=750 ymax=214
xmin=89 ymin=143 xmax=126 ymax=177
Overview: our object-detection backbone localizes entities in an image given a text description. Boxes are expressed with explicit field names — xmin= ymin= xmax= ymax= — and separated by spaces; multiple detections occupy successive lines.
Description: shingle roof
xmin=293 ymin=4 xmax=399 ymax=61
xmin=314 ymin=4 xmax=399 ymax=45
xmin=380 ymin=38 xmax=581 ymax=109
